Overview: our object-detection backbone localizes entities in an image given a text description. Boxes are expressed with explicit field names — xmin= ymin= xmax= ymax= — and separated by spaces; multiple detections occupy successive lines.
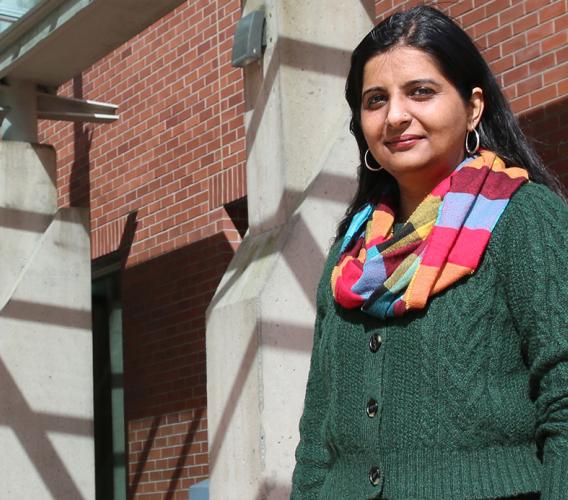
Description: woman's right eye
xmin=366 ymin=94 xmax=386 ymax=108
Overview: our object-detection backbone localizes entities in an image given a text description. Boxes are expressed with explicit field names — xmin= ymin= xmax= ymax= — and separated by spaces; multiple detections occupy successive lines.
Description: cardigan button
xmin=368 ymin=466 xmax=381 ymax=486
xmin=369 ymin=333 xmax=382 ymax=353
xmin=366 ymin=399 xmax=378 ymax=418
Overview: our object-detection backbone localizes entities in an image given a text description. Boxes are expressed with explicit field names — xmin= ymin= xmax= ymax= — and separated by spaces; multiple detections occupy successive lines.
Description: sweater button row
xmin=369 ymin=333 xmax=382 ymax=353
xmin=368 ymin=466 xmax=381 ymax=486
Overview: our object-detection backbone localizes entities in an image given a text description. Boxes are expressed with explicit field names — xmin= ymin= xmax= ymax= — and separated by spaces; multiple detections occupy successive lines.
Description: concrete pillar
xmin=206 ymin=2 xmax=374 ymax=498
xmin=0 ymin=142 xmax=94 ymax=499
xmin=0 ymin=80 xmax=38 ymax=142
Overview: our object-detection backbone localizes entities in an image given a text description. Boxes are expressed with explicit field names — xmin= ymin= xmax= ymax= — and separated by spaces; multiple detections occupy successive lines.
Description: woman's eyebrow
xmin=404 ymin=78 xmax=439 ymax=87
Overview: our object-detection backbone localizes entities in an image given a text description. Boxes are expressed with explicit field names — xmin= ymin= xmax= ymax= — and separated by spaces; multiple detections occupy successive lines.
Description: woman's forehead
xmin=362 ymin=46 xmax=447 ymax=88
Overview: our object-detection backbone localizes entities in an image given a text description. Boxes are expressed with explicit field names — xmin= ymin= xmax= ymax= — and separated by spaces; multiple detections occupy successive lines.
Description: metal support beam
xmin=0 ymin=80 xmax=118 ymax=141
xmin=37 ymin=92 xmax=118 ymax=123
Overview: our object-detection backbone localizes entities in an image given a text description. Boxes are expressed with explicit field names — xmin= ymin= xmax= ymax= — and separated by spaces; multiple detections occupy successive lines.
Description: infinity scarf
xmin=331 ymin=150 xmax=528 ymax=318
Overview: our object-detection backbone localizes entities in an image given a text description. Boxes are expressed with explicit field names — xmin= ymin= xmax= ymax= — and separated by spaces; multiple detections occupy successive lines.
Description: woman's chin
xmin=381 ymin=153 xmax=433 ymax=175
xmin=380 ymin=149 xmax=462 ymax=182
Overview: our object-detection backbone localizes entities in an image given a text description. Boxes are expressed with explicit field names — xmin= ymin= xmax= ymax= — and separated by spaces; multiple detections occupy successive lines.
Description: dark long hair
xmin=337 ymin=5 xmax=564 ymax=239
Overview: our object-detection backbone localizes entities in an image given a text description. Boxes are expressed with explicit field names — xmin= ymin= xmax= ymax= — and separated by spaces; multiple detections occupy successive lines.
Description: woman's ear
xmin=468 ymin=86 xmax=484 ymax=130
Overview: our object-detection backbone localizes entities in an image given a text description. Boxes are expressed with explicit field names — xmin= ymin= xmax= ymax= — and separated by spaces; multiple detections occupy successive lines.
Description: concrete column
xmin=206 ymin=2 xmax=374 ymax=498
xmin=0 ymin=142 xmax=94 ymax=499
xmin=0 ymin=80 xmax=38 ymax=142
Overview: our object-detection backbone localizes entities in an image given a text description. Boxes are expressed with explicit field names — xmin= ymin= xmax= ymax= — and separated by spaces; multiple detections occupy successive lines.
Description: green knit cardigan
xmin=291 ymin=183 xmax=568 ymax=499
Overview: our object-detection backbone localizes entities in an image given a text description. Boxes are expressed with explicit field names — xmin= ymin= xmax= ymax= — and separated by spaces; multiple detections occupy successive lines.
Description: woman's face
xmin=360 ymin=46 xmax=482 ymax=187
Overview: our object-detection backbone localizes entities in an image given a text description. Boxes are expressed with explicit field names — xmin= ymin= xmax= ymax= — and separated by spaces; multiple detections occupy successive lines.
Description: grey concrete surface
xmin=0 ymin=142 xmax=93 ymax=499
xmin=206 ymin=2 xmax=374 ymax=497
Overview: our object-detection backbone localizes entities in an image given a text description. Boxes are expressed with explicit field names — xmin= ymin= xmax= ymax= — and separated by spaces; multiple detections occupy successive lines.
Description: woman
xmin=292 ymin=6 xmax=568 ymax=500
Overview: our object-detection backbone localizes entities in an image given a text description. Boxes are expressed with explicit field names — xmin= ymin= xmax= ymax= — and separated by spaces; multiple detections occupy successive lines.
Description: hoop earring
xmin=465 ymin=128 xmax=480 ymax=155
xmin=364 ymin=149 xmax=383 ymax=172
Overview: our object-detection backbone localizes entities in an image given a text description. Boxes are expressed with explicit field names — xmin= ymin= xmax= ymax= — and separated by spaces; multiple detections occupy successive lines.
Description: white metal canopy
xmin=0 ymin=0 xmax=186 ymax=140
xmin=0 ymin=0 xmax=186 ymax=87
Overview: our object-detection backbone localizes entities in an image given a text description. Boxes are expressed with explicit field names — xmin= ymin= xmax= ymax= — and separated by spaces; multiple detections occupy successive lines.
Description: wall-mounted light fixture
xmin=231 ymin=9 xmax=266 ymax=68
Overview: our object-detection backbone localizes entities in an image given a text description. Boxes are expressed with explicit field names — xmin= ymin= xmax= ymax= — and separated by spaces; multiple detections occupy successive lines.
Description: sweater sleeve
xmin=291 ymin=245 xmax=338 ymax=499
xmin=493 ymin=183 xmax=568 ymax=500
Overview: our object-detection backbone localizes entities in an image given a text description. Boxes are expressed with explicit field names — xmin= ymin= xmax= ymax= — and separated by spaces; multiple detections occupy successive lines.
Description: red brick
xmin=539 ymin=1 xmax=566 ymax=23
xmin=528 ymin=53 xmax=556 ymax=73
xmin=472 ymin=15 xmax=499 ymax=39
xmin=512 ymin=12 xmax=539 ymax=35
xmin=517 ymin=74 xmax=543 ymax=96
xmin=527 ymin=20 xmax=555 ymax=45
xmin=558 ymin=78 xmax=568 ymax=96
xmin=462 ymin=6 xmax=487 ymax=27
xmin=485 ymin=0 xmax=511 ymax=18
xmin=502 ymin=33 xmax=527 ymax=54
xmin=543 ymin=63 xmax=568 ymax=86
xmin=499 ymin=3 xmax=525 ymax=25
xmin=554 ymin=12 xmax=568 ymax=31
xmin=510 ymin=94 xmax=531 ymax=114
xmin=530 ymin=83 xmax=558 ymax=107
xmin=492 ymin=55 xmax=514 ymax=74
xmin=449 ymin=0 xmax=474 ymax=18
xmin=487 ymin=25 xmax=512 ymax=46
xmin=514 ymin=42 xmax=542 ymax=66
xmin=542 ymin=31 xmax=568 ymax=54
xmin=503 ymin=64 xmax=530 ymax=87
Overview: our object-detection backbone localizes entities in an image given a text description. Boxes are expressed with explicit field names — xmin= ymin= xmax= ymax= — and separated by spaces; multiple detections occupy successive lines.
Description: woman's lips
xmin=385 ymin=135 xmax=424 ymax=150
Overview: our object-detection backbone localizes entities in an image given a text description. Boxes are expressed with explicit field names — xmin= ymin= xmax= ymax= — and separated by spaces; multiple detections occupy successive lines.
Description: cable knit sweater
xmin=291 ymin=183 xmax=568 ymax=499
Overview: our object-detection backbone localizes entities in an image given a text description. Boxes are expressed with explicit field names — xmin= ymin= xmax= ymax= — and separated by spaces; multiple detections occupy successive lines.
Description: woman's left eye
xmin=411 ymin=87 xmax=434 ymax=98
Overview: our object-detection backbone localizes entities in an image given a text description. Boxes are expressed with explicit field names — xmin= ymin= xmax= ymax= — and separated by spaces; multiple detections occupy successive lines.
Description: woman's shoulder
xmin=324 ymin=239 xmax=342 ymax=268
xmin=508 ymin=181 xmax=567 ymax=211
xmin=315 ymin=239 xmax=341 ymax=307
xmin=490 ymin=181 xmax=568 ymax=263
xmin=495 ymin=182 xmax=568 ymax=236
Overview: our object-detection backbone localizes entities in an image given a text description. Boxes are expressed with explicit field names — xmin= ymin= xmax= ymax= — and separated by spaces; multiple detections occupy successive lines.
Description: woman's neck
xmin=396 ymin=184 xmax=429 ymax=223
xmin=394 ymin=154 xmax=467 ymax=222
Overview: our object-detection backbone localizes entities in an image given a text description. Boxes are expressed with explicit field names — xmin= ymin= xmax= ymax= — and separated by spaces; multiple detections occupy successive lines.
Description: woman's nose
xmin=385 ymin=97 xmax=411 ymax=128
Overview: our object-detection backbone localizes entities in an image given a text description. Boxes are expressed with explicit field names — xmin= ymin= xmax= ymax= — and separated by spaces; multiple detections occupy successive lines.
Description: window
xmin=92 ymin=270 xmax=126 ymax=500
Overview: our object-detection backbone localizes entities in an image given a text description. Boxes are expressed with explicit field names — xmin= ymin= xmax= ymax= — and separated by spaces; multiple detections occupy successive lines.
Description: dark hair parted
xmin=337 ymin=5 xmax=564 ymax=239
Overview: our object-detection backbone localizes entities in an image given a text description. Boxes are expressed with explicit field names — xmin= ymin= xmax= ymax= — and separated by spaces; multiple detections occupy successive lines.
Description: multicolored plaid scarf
xmin=331 ymin=150 xmax=528 ymax=318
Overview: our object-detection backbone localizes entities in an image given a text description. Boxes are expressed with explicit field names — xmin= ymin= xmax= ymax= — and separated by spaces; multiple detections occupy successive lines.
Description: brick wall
xmin=39 ymin=0 xmax=246 ymax=498
xmin=123 ymin=232 xmax=235 ymax=498
xmin=375 ymin=0 xmax=568 ymax=177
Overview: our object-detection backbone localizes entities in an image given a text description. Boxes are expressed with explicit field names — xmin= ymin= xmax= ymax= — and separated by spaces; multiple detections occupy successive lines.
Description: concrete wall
xmin=0 ymin=142 xmax=93 ymax=499
xmin=206 ymin=1 xmax=374 ymax=498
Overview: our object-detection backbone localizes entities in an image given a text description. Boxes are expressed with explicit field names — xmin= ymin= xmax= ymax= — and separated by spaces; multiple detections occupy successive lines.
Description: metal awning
xmin=0 ymin=0 xmax=43 ymax=33
xmin=0 ymin=0 xmax=187 ymax=140
xmin=0 ymin=0 xmax=186 ymax=87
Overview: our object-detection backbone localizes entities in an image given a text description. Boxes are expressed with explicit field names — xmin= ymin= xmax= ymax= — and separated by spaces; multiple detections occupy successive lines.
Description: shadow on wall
xmin=519 ymin=95 xmax=568 ymax=185
xmin=244 ymin=36 xmax=352 ymax=158
xmin=127 ymin=407 xmax=205 ymax=500
xmin=70 ymin=74 xmax=93 ymax=208
xmin=254 ymin=481 xmax=293 ymax=500
xmin=121 ymin=232 xmax=237 ymax=498
xmin=0 ymin=355 xmax=92 ymax=500
xmin=208 ymin=169 xmax=356 ymax=316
